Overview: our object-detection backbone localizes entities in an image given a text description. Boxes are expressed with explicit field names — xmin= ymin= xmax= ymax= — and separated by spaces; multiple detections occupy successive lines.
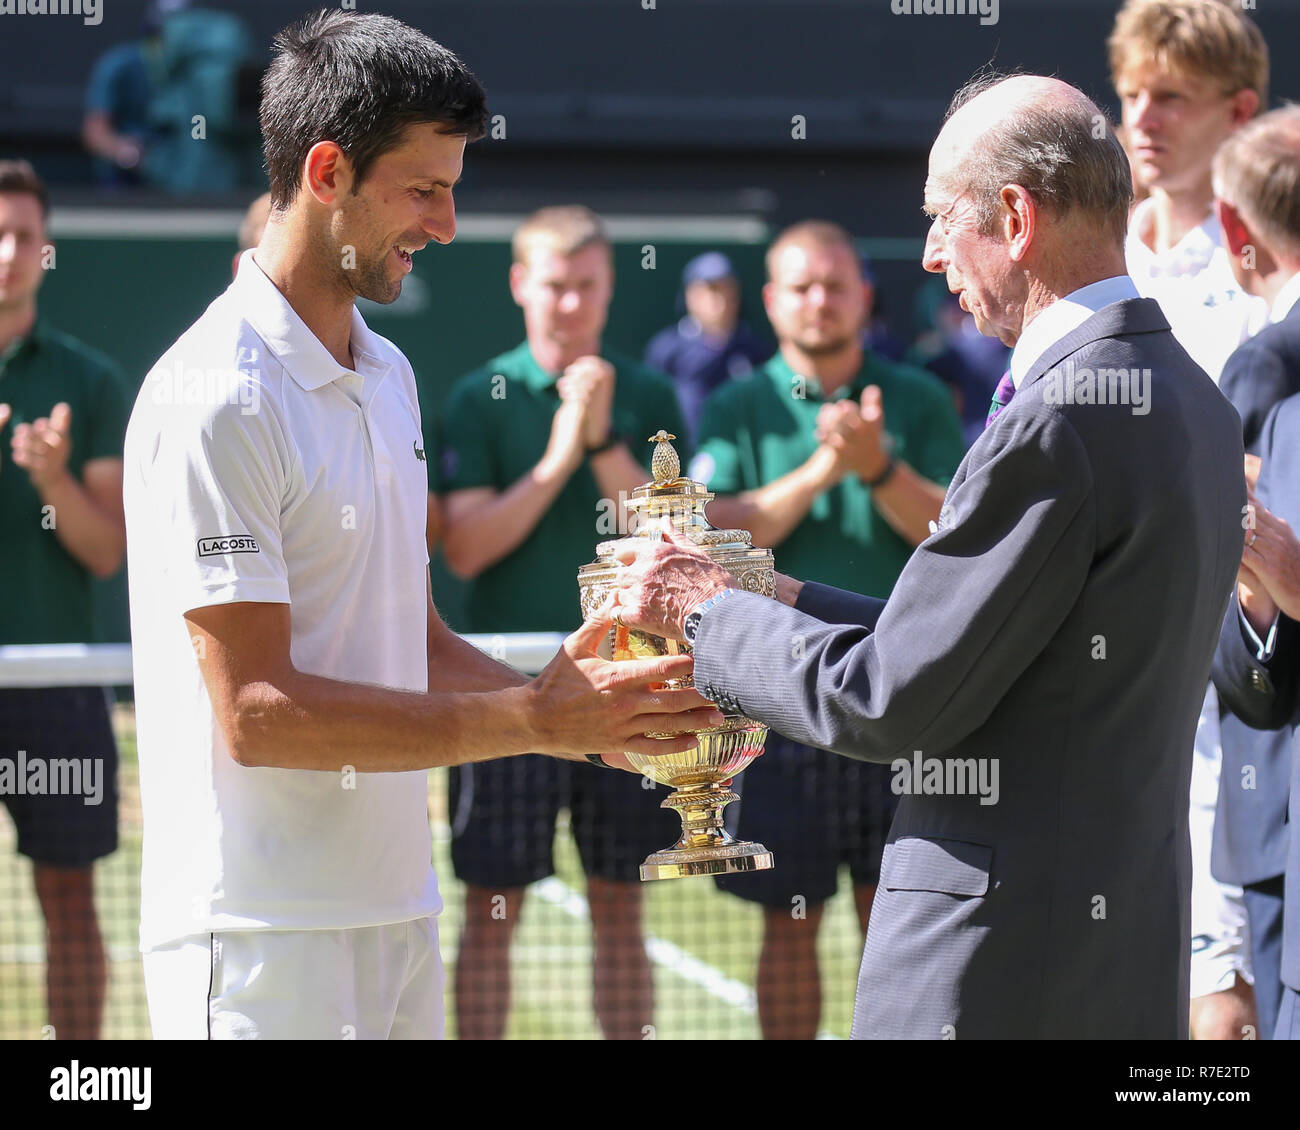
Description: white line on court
xmin=529 ymin=875 xmax=757 ymax=1015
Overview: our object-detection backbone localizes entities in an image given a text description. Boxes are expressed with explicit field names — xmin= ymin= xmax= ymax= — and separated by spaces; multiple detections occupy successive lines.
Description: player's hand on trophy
xmin=556 ymin=355 xmax=616 ymax=449
xmin=528 ymin=605 xmax=726 ymax=770
xmin=608 ymin=524 xmax=737 ymax=641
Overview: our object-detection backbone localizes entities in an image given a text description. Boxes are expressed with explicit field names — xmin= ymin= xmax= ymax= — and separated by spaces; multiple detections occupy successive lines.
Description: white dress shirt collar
xmin=1008 ymin=275 xmax=1141 ymax=389
xmin=1270 ymin=271 xmax=1300 ymax=324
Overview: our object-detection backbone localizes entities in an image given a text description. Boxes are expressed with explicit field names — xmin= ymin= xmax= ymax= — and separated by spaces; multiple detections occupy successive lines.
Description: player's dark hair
xmin=0 ymin=159 xmax=48 ymax=220
xmin=260 ymin=9 xmax=488 ymax=209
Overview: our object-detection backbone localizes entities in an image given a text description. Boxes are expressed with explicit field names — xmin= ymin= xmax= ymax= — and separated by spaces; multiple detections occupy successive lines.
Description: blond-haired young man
xmin=1110 ymin=0 xmax=1270 ymax=1039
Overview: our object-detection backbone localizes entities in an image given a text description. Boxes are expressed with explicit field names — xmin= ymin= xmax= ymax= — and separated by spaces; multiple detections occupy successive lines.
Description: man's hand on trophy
xmin=528 ymin=605 xmax=726 ymax=770
xmin=608 ymin=524 xmax=736 ymax=641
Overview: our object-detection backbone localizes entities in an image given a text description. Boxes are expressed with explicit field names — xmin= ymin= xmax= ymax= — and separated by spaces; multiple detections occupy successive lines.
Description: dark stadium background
xmin=4 ymin=0 xmax=1298 ymax=631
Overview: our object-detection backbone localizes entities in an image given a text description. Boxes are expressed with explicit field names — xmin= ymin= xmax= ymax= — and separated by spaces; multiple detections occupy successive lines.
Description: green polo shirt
xmin=438 ymin=341 xmax=687 ymax=632
xmin=0 ymin=321 xmax=132 ymax=644
xmin=692 ymin=350 xmax=964 ymax=599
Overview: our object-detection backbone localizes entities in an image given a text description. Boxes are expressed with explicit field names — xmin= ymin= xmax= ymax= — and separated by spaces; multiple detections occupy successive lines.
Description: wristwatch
xmin=682 ymin=589 xmax=736 ymax=646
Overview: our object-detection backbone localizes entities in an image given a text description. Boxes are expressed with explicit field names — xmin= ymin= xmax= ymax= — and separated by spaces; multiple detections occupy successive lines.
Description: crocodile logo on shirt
xmin=413 ymin=440 xmax=426 ymax=462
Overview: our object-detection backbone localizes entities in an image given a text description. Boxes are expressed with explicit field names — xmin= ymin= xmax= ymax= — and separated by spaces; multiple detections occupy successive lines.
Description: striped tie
xmin=985 ymin=370 xmax=1016 ymax=429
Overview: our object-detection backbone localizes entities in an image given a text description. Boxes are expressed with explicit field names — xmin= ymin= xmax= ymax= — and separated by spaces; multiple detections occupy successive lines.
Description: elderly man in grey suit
xmin=607 ymin=73 xmax=1245 ymax=1038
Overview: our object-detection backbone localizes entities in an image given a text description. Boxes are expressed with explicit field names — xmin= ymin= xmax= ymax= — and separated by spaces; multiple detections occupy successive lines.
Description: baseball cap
xmin=682 ymin=251 xmax=736 ymax=287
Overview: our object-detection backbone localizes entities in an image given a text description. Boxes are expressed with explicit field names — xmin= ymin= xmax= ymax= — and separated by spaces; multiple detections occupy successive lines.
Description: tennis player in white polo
xmin=122 ymin=10 xmax=721 ymax=1040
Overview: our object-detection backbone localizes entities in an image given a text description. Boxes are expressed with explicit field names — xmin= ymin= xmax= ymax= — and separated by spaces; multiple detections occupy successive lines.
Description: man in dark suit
xmin=1215 ymin=108 xmax=1300 ymax=453
xmin=607 ymin=74 xmax=1245 ymax=1038
xmin=1208 ymin=105 xmax=1300 ymax=1038
xmin=1212 ymin=393 xmax=1300 ymax=1040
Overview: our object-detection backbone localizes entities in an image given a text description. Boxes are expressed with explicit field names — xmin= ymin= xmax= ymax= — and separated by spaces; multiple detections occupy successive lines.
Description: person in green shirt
xmin=438 ymin=205 xmax=687 ymax=1040
xmin=690 ymin=219 xmax=965 ymax=1039
xmin=0 ymin=160 xmax=130 ymax=1040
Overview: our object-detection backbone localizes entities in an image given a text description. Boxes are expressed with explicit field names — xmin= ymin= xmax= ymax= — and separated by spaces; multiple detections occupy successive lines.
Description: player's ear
xmin=303 ymin=140 xmax=350 ymax=205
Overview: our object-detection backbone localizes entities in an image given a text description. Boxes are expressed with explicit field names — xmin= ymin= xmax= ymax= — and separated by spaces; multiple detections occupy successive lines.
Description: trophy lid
xmin=578 ymin=429 xmax=776 ymax=615
xmin=627 ymin=429 xmax=714 ymax=514
xmin=588 ymin=430 xmax=758 ymax=555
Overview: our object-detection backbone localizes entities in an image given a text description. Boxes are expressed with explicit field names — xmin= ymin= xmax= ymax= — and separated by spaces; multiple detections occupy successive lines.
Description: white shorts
xmin=142 ymin=916 xmax=444 ymax=1039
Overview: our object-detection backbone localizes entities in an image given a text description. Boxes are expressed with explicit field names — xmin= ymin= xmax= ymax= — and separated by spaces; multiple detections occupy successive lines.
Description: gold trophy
xmin=578 ymin=430 xmax=775 ymax=881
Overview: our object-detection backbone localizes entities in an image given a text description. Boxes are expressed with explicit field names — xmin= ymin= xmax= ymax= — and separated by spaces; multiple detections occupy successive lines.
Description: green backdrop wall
xmin=38 ymin=214 xmax=773 ymax=638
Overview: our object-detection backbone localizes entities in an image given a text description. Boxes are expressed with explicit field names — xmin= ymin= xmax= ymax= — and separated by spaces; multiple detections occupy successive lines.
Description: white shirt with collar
xmin=125 ymin=250 xmax=440 ymax=951
xmin=1009 ymin=275 xmax=1141 ymax=390
xmin=1125 ymin=198 xmax=1269 ymax=383
xmin=1270 ymin=270 xmax=1300 ymax=325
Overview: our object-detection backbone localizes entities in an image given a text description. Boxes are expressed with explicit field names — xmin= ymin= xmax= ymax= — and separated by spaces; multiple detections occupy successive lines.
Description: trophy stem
xmin=669 ymin=783 xmax=740 ymax=849
xmin=640 ymin=783 xmax=773 ymax=881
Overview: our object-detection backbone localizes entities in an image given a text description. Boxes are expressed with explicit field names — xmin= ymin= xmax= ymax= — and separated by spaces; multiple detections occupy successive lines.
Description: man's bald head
xmin=932 ymin=72 xmax=1133 ymax=246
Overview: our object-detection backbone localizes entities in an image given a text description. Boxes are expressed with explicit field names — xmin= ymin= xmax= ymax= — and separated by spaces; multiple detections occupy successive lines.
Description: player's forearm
xmin=36 ymin=471 xmax=126 ymax=577
xmin=443 ymin=461 xmax=573 ymax=577
xmin=869 ymin=462 xmax=946 ymax=547
xmin=226 ymin=671 xmax=538 ymax=772
xmin=428 ymin=616 xmax=530 ymax=692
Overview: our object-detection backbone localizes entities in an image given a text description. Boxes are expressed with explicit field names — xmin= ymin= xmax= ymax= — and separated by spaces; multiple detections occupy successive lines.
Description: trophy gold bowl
xmin=578 ymin=430 xmax=776 ymax=881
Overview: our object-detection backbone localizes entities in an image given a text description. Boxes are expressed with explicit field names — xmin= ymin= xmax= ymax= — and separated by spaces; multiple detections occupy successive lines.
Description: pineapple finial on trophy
xmin=649 ymin=429 xmax=680 ymax=483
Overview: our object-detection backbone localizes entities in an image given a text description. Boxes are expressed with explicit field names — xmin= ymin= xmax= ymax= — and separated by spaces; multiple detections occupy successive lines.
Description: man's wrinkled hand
xmin=606 ymin=523 xmax=736 ymax=641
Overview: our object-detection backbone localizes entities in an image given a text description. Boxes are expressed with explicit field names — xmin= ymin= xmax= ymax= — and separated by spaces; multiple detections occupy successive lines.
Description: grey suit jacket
xmin=1212 ymin=393 xmax=1300 ymax=993
xmin=1212 ymin=308 xmax=1300 ymax=888
xmin=693 ymin=298 xmax=1245 ymax=1038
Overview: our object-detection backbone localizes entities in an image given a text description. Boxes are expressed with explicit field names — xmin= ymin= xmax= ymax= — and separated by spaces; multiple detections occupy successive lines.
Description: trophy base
xmin=640 ymin=840 xmax=774 ymax=881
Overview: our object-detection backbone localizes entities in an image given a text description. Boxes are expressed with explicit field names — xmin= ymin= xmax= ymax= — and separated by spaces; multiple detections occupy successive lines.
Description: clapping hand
xmin=556 ymin=356 xmax=616 ymax=449
xmin=9 ymin=401 xmax=73 ymax=492
xmin=1242 ymin=493 xmax=1300 ymax=622
xmin=814 ymin=386 xmax=890 ymax=482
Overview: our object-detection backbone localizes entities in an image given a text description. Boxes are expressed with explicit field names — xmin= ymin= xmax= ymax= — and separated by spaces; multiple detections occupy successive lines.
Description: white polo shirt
xmin=1125 ymin=198 xmax=1268 ymax=383
xmin=124 ymin=250 xmax=440 ymax=951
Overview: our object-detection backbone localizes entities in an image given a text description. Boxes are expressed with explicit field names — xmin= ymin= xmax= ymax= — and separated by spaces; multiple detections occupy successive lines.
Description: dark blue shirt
xmin=644 ymin=317 xmax=772 ymax=445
